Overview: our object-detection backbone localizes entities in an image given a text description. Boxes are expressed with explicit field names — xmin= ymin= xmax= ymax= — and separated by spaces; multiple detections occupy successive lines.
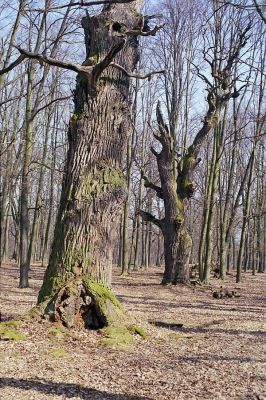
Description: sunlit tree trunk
xmin=236 ymin=146 xmax=256 ymax=283
xmin=121 ymin=80 xmax=138 ymax=275
xmin=38 ymin=2 xmax=143 ymax=312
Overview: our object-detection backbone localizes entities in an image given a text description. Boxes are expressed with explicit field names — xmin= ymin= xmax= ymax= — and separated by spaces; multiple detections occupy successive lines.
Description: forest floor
xmin=0 ymin=262 xmax=265 ymax=400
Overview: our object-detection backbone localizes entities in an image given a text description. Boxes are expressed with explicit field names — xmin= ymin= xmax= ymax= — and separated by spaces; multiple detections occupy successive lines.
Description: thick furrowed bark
xmin=38 ymin=4 xmax=140 ymax=306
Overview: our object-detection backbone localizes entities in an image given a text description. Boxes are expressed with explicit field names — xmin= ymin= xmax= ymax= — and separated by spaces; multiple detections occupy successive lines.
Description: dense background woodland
xmin=0 ymin=0 xmax=265 ymax=399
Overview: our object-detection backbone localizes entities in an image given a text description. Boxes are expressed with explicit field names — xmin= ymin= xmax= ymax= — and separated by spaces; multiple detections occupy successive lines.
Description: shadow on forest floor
xmin=176 ymin=354 xmax=266 ymax=364
xmin=148 ymin=319 xmax=265 ymax=337
xmin=0 ymin=378 xmax=152 ymax=400
xmin=121 ymin=295 xmax=265 ymax=314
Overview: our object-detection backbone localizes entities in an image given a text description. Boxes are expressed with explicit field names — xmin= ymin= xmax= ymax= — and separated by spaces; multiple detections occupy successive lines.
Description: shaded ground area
xmin=0 ymin=262 xmax=265 ymax=399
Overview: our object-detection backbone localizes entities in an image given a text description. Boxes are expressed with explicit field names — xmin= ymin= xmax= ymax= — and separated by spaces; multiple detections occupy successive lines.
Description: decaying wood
xmin=40 ymin=277 xmax=128 ymax=329
xmin=212 ymin=287 xmax=240 ymax=299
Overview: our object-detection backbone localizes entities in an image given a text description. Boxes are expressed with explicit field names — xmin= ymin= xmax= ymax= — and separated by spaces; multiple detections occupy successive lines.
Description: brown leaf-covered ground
xmin=0 ymin=262 xmax=265 ymax=400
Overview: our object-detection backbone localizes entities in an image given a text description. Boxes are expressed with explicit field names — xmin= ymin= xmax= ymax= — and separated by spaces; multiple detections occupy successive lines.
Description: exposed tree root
xmin=30 ymin=277 xmax=147 ymax=347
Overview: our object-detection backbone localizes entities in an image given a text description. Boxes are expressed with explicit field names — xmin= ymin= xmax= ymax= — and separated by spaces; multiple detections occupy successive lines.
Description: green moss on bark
xmin=77 ymin=166 xmax=125 ymax=202
xmin=84 ymin=278 xmax=125 ymax=327
xmin=104 ymin=168 xmax=125 ymax=187
xmin=38 ymin=275 xmax=66 ymax=304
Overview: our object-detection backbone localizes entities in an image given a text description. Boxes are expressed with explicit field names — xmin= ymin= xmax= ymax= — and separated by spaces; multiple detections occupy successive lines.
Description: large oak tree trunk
xmin=37 ymin=2 xmax=141 ymax=328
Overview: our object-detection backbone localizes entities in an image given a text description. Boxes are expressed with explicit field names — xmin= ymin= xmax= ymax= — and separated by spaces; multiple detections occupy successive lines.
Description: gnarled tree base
xmin=41 ymin=277 xmax=126 ymax=329
xmin=32 ymin=277 xmax=147 ymax=346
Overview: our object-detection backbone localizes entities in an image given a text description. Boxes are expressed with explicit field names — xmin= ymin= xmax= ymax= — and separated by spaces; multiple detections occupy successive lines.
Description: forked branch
xmin=125 ymin=23 xmax=165 ymax=37
xmin=15 ymin=47 xmax=84 ymax=74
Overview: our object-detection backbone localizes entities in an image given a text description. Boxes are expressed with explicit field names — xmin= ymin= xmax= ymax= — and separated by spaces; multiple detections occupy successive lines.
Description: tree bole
xmin=38 ymin=2 xmax=142 ymax=328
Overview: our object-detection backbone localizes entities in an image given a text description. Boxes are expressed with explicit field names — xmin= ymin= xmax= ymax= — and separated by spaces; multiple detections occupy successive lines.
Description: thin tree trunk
xmin=121 ymin=81 xmax=138 ymax=275
xmin=236 ymin=146 xmax=256 ymax=283
xmin=19 ymin=12 xmax=47 ymax=287
xmin=26 ymin=101 xmax=54 ymax=271
xmin=41 ymin=114 xmax=59 ymax=265
xmin=203 ymin=111 xmax=226 ymax=283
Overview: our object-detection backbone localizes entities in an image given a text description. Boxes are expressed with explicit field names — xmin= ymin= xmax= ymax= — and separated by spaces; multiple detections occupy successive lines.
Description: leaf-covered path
xmin=0 ymin=263 xmax=265 ymax=399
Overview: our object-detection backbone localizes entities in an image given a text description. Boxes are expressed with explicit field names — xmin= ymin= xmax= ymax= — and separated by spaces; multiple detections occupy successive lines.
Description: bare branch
xmin=26 ymin=0 xmax=135 ymax=12
xmin=125 ymin=23 xmax=165 ymax=37
xmin=217 ymin=1 xmax=266 ymax=23
xmin=0 ymin=72 xmax=26 ymax=89
xmin=31 ymin=96 xmax=72 ymax=120
xmin=141 ymin=172 xmax=163 ymax=199
xmin=156 ymin=101 xmax=169 ymax=137
xmin=253 ymin=0 xmax=266 ymax=23
xmin=10 ymin=41 xmax=127 ymax=98
xmin=225 ymin=23 xmax=252 ymax=72
xmin=138 ymin=209 xmax=163 ymax=229
xmin=91 ymin=39 xmax=126 ymax=94
xmin=0 ymin=96 xmax=24 ymax=107
xmin=16 ymin=47 xmax=85 ymax=74
xmin=0 ymin=54 xmax=26 ymax=76
xmin=187 ymin=90 xmax=217 ymax=159
xmin=147 ymin=122 xmax=163 ymax=144
xmin=185 ymin=24 xmax=252 ymax=162
xmin=150 ymin=146 xmax=159 ymax=158
xmin=110 ymin=63 xmax=165 ymax=80
xmin=189 ymin=60 xmax=214 ymax=88
xmin=217 ymin=1 xmax=263 ymax=10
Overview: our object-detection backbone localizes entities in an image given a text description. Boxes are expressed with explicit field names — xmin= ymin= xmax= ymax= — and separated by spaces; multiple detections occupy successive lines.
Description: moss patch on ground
xmin=48 ymin=327 xmax=68 ymax=340
xmin=0 ymin=321 xmax=26 ymax=341
xmin=128 ymin=324 xmax=149 ymax=339
xmin=100 ymin=326 xmax=134 ymax=350
xmin=51 ymin=347 xmax=65 ymax=359
xmin=100 ymin=324 xmax=148 ymax=350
